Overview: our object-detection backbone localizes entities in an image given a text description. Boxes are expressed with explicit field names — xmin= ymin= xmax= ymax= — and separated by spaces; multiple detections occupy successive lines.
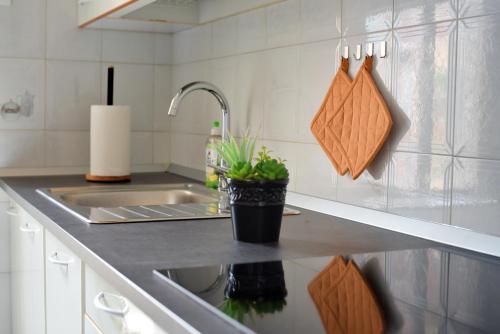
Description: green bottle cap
xmin=213 ymin=120 xmax=220 ymax=128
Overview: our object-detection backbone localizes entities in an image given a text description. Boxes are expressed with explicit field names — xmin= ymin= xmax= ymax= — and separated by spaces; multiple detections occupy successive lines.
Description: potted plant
xmin=214 ymin=135 xmax=289 ymax=243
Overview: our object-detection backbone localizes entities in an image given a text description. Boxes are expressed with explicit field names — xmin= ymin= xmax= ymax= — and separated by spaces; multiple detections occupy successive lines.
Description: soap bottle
xmin=205 ymin=121 xmax=222 ymax=189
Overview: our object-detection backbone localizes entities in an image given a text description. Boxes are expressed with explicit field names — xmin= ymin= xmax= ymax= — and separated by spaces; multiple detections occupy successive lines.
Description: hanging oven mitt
xmin=307 ymin=256 xmax=347 ymax=332
xmin=322 ymin=260 xmax=385 ymax=334
xmin=310 ymin=58 xmax=353 ymax=175
xmin=326 ymin=56 xmax=393 ymax=180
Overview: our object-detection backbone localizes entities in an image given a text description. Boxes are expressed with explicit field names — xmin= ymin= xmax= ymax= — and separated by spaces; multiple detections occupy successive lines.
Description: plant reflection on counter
xmin=219 ymin=261 xmax=288 ymax=323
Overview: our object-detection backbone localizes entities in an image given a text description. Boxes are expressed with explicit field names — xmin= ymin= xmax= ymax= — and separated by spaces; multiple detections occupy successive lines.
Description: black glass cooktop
xmin=155 ymin=246 xmax=500 ymax=334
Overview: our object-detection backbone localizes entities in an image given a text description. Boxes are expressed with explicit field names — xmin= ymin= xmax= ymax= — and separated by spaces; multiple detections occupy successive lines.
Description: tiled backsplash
xmin=169 ymin=0 xmax=500 ymax=237
xmin=0 ymin=0 xmax=172 ymax=175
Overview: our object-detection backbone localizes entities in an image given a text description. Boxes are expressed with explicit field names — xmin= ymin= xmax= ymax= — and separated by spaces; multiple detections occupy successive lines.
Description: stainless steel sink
xmin=37 ymin=183 xmax=229 ymax=224
xmin=37 ymin=183 xmax=300 ymax=224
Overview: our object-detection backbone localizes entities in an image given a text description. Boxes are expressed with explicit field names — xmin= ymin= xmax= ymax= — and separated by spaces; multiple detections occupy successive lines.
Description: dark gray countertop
xmin=0 ymin=172 xmax=441 ymax=333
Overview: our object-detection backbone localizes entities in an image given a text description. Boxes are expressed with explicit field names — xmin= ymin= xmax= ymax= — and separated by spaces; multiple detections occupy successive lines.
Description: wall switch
xmin=0 ymin=0 xmax=12 ymax=6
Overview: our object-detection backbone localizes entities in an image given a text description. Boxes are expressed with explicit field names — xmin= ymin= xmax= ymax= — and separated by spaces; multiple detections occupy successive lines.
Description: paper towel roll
xmin=89 ymin=105 xmax=131 ymax=178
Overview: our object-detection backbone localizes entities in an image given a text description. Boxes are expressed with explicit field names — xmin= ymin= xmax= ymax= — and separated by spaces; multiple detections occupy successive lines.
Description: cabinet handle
xmin=48 ymin=252 xmax=74 ymax=266
xmin=19 ymin=223 xmax=40 ymax=233
xmin=94 ymin=291 xmax=129 ymax=317
xmin=6 ymin=207 xmax=18 ymax=216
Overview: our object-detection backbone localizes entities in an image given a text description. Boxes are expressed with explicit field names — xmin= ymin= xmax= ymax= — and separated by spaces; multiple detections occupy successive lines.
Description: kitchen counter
xmin=1 ymin=172 xmax=496 ymax=333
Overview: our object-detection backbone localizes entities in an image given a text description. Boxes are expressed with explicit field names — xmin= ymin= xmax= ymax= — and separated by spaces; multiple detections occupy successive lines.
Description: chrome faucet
xmin=168 ymin=81 xmax=230 ymax=143
xmin=168 ymin=81 xmax=230 ymax=203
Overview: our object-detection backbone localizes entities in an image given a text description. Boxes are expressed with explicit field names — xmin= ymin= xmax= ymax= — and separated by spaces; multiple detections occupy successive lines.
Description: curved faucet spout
xmin=168 ymin=81 xmax=230 ymax=142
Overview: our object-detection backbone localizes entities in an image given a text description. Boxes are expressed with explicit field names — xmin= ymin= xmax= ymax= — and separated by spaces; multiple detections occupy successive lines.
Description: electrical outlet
xmin=0 ymin=0 xmax=12 ymax=6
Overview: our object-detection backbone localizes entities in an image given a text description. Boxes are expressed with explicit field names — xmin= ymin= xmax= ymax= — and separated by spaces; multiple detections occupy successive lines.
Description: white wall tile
xmin=266 ymin=0 xmax=300 ymax=48
xmin=46 ymin=60 xmax=101 ymax=130
xmin=0 ymin=202 xmax=10 ymax=273
xmin=300 ymin=0 xmax=341 ymax=42
xmin=452 ymin=158 xmax=500 ymax=237
xmin=153 ymin=132 xmax=170 ymax=164
xmin=388 ymin=152 xmax=452 ymax=224
xmin=170 ymin=133 xmax=206 ymax=170
xmin=0 ymin=59 xmax=45 ymax=130
xmin=336 ymin=150 xmax=389 ymax=210
xmin=46 ymin=0 xmax=101 ymax=61
xmin=154 ymin=33 xmax=173 ymax=65
xmin=342 ymin=0 xmax=393 ymax=36
xmin=0 ymin=273 xmax=11 ymax=334
xmin=455 ymin=15 xmax=500 ymax=159
xmin=392 ymin=22 xmax=456 ymax=154
xmin=131 ymin=132 xmax=153 ymax=165
xmin=154 ymin=65 xmax=171 ymax=132
xmin=45 ymin=131 xmax=89 ymax=167
xmin=295 ymin=143 xmax=336 ymax=199
xmin=234 ymin=52 xmax=266 ymax=136
xmin=458 ymin=0 xmax=500 ymax=18
xmin=0 ymin=0 xmax=45 ymax=58
xmin=173 ymin=24 xmax=212 ymax=64
xmin=0 ymin=131 xmax=44 ymax=168
xmin=102 ymin=31 xmax=155 ymax=64
xmin=297 ymin=39 xmax=339 ymax=144
xmin=394 ymin=0 xmax=457 ymax=28
xmin=211 ymin=16 xmax=238 ymax=58
xmin=101 ymin=63 xmax=154 ymax=131
xmin=263 ymin=46 xmax=299 ymax=141
xmin=237 ymin=7 xmax=267 ymax=53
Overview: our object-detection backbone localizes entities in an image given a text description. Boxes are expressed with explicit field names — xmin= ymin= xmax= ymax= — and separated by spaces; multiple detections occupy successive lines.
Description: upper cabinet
xmin=78 ymin=0 xmax=284 ymax=33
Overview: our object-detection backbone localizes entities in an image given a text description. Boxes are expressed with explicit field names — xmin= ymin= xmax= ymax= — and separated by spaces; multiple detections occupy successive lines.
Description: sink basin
xmin=60 ymin=189 xmax=215 ymax=207
xmin=37 ymin=183 xmax=228 ymax=224
xmin=37 ymin=182 xmax=300 ymax=224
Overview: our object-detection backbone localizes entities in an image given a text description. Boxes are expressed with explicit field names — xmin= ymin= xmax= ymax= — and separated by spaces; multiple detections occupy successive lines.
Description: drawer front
xmin=84 ymin=315 xmax=104 ymax=334
xmin=46 ymin=231 xmax=83 ymax=334
xmin=85 ymin=265 xmax=169 ymax=334
xmin=9 ymin=201 xmax=45 ymax=334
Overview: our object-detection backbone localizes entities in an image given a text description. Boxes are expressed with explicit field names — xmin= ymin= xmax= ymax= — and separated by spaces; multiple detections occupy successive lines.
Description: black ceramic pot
xmin=226 ymin=178 xmax=288 ymax=243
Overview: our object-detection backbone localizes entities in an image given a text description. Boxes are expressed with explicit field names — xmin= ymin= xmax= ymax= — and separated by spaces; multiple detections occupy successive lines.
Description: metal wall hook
xmin=354 ymin=44 xmax=362 ymax=60
xmin=343 ymin=46 xmax=349 ymax=59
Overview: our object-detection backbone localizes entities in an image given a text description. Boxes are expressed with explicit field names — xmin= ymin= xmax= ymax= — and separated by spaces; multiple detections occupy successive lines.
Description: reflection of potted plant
xmin=219 ymin=262 xmax=288 ymax=323
xmin=214 ymin=135 xmax=289 ymax=243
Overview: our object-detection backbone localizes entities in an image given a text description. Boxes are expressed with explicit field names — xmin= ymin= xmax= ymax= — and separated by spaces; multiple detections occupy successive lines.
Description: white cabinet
xmin=8 ymin=202 xmax=45 ymax=334
xmin=84 ymin=314 xmax=104 ymax=334
xmin=78 ymin=0 xmax=282 ymax=33
xmin=85 ymin=265 xmax=169 ymax=334
xmin=46 ymin=231 xmax=83 ymax=334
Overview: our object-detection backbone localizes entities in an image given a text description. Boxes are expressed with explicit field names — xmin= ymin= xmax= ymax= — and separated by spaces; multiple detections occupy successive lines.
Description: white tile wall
xmin=168 ymin=0 xmax=500 ymax=237
xmin=0 ymin=0 xmax=45 ymax=58
xmin=0 ymin=59 xmax=45 ymax=130
xmin=0 ymin=0 xmax=173 ymax=174
xmin=46 ymin=0 xmax=101 ymax=61
xmin=46 ymin=60 xmax=101 ymax=130
xmin=101 ymin=63 xmax=155 ymax=132
xmin=45 ymin=131 xmax=90 ymax=167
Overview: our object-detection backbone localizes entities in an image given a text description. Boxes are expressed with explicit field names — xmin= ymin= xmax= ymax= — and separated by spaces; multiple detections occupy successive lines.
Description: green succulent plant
xmin=253 ymin=147 xmax=289 ymax=181
xmin=212 ymin=134 xmax=289 ymax=181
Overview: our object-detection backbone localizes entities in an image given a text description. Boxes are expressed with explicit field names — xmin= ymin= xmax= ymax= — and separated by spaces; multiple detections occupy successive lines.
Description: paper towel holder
xmin=86 ymin=67 xmax=132 ymax=183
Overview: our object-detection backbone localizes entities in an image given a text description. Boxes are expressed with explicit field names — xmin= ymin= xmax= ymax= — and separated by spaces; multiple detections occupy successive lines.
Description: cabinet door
xmin=9 ymin=202 xmax=45 ymax=334
xmin=85 ymin=265 xmax=170 ymax=334
xmin=84 ymin=314 xmax=104 ymax=334
xmin=46 ymin=231 xmax=83 ymax=334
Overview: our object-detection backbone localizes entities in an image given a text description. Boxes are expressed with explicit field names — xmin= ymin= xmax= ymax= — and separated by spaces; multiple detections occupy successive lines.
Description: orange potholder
xmin=310 ymin=58 xmax=353 ymax=175
xmin=327 ymin=56 xmax=393 ymax=180
xmin=307 ymin=256 xmax=347 ymax=332
xmin=322 ymin=260 xmax=384 ymax=334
